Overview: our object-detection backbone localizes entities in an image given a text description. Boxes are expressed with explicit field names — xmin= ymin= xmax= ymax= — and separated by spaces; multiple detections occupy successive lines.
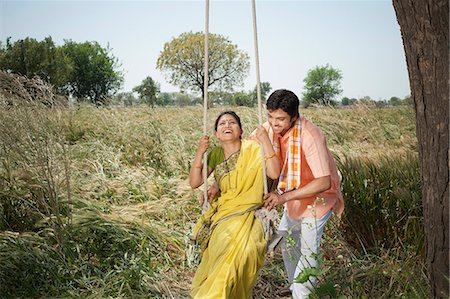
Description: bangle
xmin=265 ymin=152 xmax=276 ymax=161
xmin=193 ymin=164 xmax=203 ymax=169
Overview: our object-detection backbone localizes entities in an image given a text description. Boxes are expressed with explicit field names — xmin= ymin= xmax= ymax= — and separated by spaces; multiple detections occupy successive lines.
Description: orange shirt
xmin=264 ymin=117 xmax=344 ymax=219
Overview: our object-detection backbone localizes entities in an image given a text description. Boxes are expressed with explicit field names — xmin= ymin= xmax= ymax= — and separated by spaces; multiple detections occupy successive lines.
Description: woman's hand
xmin=196 ymin=135 xmax=210 ymax=155
xmin=190 ymin=135 xmax=211 ymax=189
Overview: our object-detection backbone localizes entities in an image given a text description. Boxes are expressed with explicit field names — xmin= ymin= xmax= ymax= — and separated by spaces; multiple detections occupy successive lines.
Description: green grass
xmin=0 ymin=101 xmax=428 ymax=298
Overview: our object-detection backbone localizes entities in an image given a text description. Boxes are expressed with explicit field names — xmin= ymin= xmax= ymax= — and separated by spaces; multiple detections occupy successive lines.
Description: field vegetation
xmin=0 ymin=88 xmax=428 ymax=298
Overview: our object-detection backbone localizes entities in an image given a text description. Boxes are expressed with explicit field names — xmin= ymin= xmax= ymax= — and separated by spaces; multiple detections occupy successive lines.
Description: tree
xmin=62 ymin=40 xmax=123 ymax=104
xmin=156 ymin=31 xmax=250 ymax=100
xmin=158 ymin=92 xmax=174 ymax=106
xmin=393 ymin=0 xmax=449 ymax=297
xmin=389 ymin=96 xmax=402 ymax=106
xmin=0 ymin=36 xmax=72 ymax=91
xmin=250 ymin=81 xmax=272 ymax=106
xmin=302 ymin=64 xmax=343 ymax=106
xmin=133 ymin=76 xmax=160 ymax=107
xmin=173 ymin=92 xmax=193 ymax=107
xmin=232 ymin=92 xmax=252 ymax=107
xmin=341 ymin=97 xmax=357 ymax=106
xmin=357 ymin=96 xmax=376 ymax=107
xmin=210 ymin=91 xmax=233 ymax=106
xmin=113 ymin=92 xmax=137 ymax=106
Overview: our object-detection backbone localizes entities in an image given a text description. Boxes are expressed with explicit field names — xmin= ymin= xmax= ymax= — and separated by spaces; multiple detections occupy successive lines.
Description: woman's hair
xmin=214 ymin=111 xmax=242 ymax=131
xmin=266 ymin=89 xmax=300 ymax=119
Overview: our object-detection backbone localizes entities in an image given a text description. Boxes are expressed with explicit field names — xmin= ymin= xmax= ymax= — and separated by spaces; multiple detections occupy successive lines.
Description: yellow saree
xmin=191 ymin=140 xmax=267 ymax=299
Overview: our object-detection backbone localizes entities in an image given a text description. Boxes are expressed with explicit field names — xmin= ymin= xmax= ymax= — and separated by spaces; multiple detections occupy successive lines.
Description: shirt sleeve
xmin=302 ymin=125 xmax=331 ymax=178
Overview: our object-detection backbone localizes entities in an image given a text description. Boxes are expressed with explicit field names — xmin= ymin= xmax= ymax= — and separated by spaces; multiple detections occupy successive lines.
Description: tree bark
xmin=392 ymin=0 xmax=449 ymax=297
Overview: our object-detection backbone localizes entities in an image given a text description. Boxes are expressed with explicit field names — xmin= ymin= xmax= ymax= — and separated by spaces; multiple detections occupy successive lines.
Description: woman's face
xmin=214 ymin=114 xmax=243 ymax=141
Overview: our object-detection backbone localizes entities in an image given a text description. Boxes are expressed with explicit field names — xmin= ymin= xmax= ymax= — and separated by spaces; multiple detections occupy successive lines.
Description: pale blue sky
xmin=1 ymin=0 xmax=410 ymax=100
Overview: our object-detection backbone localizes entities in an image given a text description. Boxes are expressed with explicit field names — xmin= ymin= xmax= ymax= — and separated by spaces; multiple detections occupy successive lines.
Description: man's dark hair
xmin=266 ymin=89 xmax=300 ymax=119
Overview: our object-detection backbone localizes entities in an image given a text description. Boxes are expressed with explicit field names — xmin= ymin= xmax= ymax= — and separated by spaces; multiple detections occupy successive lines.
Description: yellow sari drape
xmin=191 ymin=140 xmax=267 ymax=299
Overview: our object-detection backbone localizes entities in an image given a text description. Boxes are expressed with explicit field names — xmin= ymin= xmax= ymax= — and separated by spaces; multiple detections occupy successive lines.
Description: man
xmin=262 ymin=89 xmax=344 ymax=299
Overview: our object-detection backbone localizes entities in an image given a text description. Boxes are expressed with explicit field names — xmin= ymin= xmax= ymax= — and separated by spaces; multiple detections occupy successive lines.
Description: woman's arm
xmin=254 ymin=125 xmax=281 ymax=180
xmin=189 ymin=135 xmax=213 ymax=188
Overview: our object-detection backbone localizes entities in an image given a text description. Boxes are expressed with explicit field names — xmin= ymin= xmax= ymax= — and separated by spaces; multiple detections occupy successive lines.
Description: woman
xmin=189 ymin=111 xmax=281 ymax=299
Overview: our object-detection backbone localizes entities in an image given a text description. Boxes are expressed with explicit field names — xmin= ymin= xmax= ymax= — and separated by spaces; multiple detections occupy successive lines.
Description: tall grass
xmin=338 ymin=153 xmax=423 ymax=253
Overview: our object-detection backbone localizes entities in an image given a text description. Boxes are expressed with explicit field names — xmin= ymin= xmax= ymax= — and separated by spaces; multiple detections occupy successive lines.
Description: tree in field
xmin=62 ymin=40 xmax=123 ymax=104
xmin=250 ymin=81 xmax=272 ymax=106
xmin=158 ymin=92 xmax=174 ymax=106
xmin=156 ymin=31 xmax=250 ymax=100
xmin=133 ymin=76 xmax=160 ymax=107
xmin=113 ymin=92 xmax=137 ymax=106
xmin=232 ymin=92 xmax=252 ymax=107
xmin=393 ymin=0 xmax=449 ymax=297
xmin=302 ymin=64 xmax=343 ymax=106
xmin=0 ymin=36 xmax=72 ymax=91
xmin=341 ymin=97 xmax=357 ymax=106
xmin=389 ymin=96 xmax=402 ymax=106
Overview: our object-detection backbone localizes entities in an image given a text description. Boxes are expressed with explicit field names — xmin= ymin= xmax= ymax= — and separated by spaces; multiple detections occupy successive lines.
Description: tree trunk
xmin=392 ymin=0 xmax=449 ymax=297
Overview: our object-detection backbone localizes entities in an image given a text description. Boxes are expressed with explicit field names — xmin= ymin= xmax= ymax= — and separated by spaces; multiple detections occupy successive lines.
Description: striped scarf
xmin=267 ymin=118 xmax=302 ymax=193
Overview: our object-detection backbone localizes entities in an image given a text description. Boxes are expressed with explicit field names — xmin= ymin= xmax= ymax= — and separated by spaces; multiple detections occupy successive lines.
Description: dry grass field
xmin=0 ymin=100 xmax=428 ymax=298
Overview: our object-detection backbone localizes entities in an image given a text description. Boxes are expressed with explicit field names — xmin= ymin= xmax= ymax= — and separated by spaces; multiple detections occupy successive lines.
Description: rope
xmin=202 ymin=0 xmax=210 ymax=212
xmin=252 ymin=0 xmax=269 ymax=195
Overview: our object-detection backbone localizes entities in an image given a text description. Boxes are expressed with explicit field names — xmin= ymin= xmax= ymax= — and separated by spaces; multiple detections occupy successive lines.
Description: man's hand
xmin=263 ymin=191 xmax=286 ymax=210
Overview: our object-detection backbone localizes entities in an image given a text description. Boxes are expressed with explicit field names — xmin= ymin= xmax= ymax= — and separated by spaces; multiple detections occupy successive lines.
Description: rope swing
xmin=202 ymin=0 xmax=210 ymax=212
xmin=201 ymin=0 xmax=268 ymax=212
xmin=251 ymin=0 xmax=269 ymax=195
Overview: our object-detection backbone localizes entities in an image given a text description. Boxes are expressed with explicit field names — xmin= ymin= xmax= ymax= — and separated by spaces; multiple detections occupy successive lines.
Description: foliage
xmin=249 ymin=82 xmax=272 ymax=107
xmin=0 ymin=36 xmax=72 ymax=92
xmin=157 ymin=31 xmax=250 ymax=98
xmin=388 ymin=96 xmax=402 ymax=106
xmin=112 ymin=91 xmax=138 ymax=106
xmin=302 ymin=64 xmax=343 ymax=106
xmin=208 ymin=82 xmax=271 ymax=107
xmin=62 ymin=40 xmax=123 ymax=104
xmin=341 ymin=97 xmax=357 ymax=106
xmin=158 ymin=92 xmax=175 ymax=106
xmin=0 ymin=37 xmax=123 ymax=104
xmin=232 ymin=91 xmax=253 ymax=107
xmin=133 ymin=76 xmax=161 ymax=107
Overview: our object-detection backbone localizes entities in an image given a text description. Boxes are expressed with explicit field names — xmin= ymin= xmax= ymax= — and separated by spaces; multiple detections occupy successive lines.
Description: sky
xmin=0 ymin=0 xmax=411 ymax=101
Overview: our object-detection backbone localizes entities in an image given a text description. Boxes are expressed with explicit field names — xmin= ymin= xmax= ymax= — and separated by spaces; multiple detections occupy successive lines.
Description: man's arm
xmin=263 ymin=175 xmax=331 ymax=210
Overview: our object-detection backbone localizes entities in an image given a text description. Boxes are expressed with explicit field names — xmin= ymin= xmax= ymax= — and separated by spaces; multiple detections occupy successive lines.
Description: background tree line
xmin=0 ymin=36 xmax=123 ymax=104
xmin=0 ymin=34 xmax=410 ymax=108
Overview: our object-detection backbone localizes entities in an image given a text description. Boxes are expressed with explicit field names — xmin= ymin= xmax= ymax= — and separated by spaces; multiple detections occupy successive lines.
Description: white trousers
xmin=278 ymin=208 xmax=332 ymax=299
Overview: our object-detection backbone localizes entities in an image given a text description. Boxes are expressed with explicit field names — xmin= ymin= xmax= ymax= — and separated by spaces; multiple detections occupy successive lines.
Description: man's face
xmin=267 ymin=109 xmax=296 ymax=135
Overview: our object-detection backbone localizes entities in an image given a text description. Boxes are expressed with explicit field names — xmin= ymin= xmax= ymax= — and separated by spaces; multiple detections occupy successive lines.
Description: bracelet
xmin=193 ymin=164 xmax=203 ymax=169
xmin=265 ymin=152 xmax=276 ymax=161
